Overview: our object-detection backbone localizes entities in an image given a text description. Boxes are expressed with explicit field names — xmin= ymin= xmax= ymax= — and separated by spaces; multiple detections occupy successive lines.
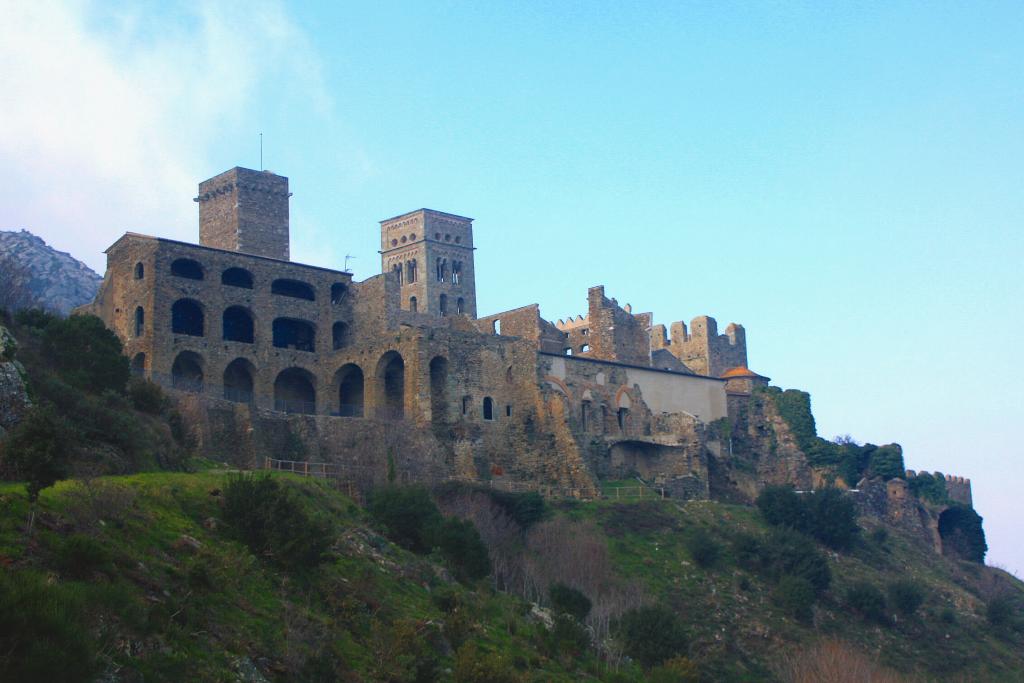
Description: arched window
xmin=439 ymin=294 xmax=448 ymax=316
xmin=223 ymin=358 xmax=255 ymax=403
xmin=436 ymin=258 xmax=446 ymax=282
xmin=376 ymin=351 xmax=405 ymax=419
xmin=223 ymin=306 xmax=254 ymax=343
xmin=506 ymin=366 xmax=513 ymax=383
xmin=331 ymin=283 xmax=348 ymax=304
xmin=505 ymin=404 xmax=512 ymax=417
xmin=274 ymin=367 xmax=316 ymax=414
xmin=406 ymin=260 xmax=417 ymax=283
xmin=134 ymin=306 xmax=144 ymax=337
xmin=222 ymin=267 xmax=254 ymax=288
xmin=335 ymin=364 xmax=364 ymax=417
xmin=581 ymin=401 xmax=590 ymax=431
xmin=393 ymin=263 xmax=403 ymax=285
xmin=617 ymin=407 xmax=628 ymax=432
xmin=452 ymin=261 xmax=461 ymax=285
xmin=482 ymin=396 xmax=494 ymax=421
xmin=493 ymin=319 xmax=502 ymax=334
xmin=563 ymin=347 xmax=573 ymax=356
xmin=171 ymin=351 xmax=204 ymax=392
xmin=131 ymin=353 xmax=146 ymax=376
xmin=171 ymin=299 xmax=204 ymax=336
xmin=271 ymin=279 xmax=315 ymax=301
xmin=272 ymin=318 xmax=316 ymax=352
xmin=171 ymin=258 xmax=204 ymax=280
xmin=134 ymin=262 xmax=144 ymax=280
xmin=332 ymin=321 xmax=348 ymax=350
xmin=581 ymin=344 xmax=590 ymax=353
xmin=456 ymin=297 xmax=465 ymax=315
xmin=409 ymin=296 xmax=418 ymax=313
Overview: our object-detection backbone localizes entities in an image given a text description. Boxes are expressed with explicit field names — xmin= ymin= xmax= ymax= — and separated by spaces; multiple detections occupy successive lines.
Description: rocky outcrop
xmin=0 ymin=326 xmax=31 ymax=439
xmin=0 ymin=230 xmax=101 ymax=315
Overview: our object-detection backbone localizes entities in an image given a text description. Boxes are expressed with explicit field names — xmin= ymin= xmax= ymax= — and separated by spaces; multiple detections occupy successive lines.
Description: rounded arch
xmin=439 ymin=293 xmax=448 ymax=316
xmin=221 ymin=267 xmax=253 ymax=289
xmin=131 ymin=352 xmax=146 ymax=376
xmin=274 ymin=367 xmax=316 ymax=414
xmin=429 ymin=356 xmax=449 ymax=424
xmin=482 ymin=396 xmax=494 ymax=421
xmin=332 ymin=321 xmax=349 ymax=350
xmin=409 ymin=296 xmax=418 ymax=313
xmin=330 ymin=282 xmax=348 ymax=304
xmin=134 ymin=306 xmax=145 ymax=337
xmin=170 ymin=258 xmax=204 ymax=280
xmin=171 ymin=351 xmax=204 ymax=392
xmin=134 ymin=262 xmax=144 ymax=279
xmin=375 ymin=351 xmax=405 ymax=419
xmin=272 ymin=317 xmax=316 ymax=352
xmin=223 ymin=306 xmax=254 ymax=343
xmin=543 ymin=375 xmax=570 ymax=397
xmin=334 ymin=363 xmax=364 ymax=417
xmin=456 ymin=297 xmax=465 ymax=315
xmin=223 ymin=357 xmax=255 ymax=403
xmin=171 ymin=298 xmax=204 ymax=337
xmin=272 ymin=278 xmax=315 ymax=301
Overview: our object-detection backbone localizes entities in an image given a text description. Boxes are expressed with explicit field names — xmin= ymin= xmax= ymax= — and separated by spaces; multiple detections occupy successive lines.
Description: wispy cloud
xmin=0 ymin=0 xmax=334 ymax=271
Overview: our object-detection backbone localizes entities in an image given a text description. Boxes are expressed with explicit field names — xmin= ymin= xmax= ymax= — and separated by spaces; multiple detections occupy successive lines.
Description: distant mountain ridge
xmin=0 ymin=230 xmax=101 ymax=315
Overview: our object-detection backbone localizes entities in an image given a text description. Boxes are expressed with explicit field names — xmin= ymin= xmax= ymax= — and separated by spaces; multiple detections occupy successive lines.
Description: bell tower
xmin=380 ymin=209 xmax=477 ymax=318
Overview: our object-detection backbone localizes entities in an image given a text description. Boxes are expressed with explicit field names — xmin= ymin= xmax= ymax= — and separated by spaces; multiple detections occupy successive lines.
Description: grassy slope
xmin=1 ymin=471 xmax=1022 ymax=682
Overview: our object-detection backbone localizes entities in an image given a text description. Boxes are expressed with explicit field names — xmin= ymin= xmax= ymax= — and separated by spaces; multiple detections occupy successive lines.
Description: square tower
xmin=380 ymin=209 xmax=477 ymax=318
xmin=194 ymin=167 xmax=291 ymax=260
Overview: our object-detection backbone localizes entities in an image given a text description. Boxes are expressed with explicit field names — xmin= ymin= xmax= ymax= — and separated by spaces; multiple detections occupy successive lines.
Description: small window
xmin=505 ymin=404 xmax=512 ymax=417
xmin=392 ymin=263 xmax=403 ymax=285
xmin=331 ymin=282 xmax=348 ymax=304
xmin=617 ymin=407 xmax=628 ymax=432
xmin=439 ymin=294 xmax=448 ymax=316
xmin=564 ymin=348 xmax=573 ymax=356
xmin=222 ymin=267 xmax=254 ymax=288
xmin=134 ymin=306 xmax=144 ymax=337
xmin=271 ymin=279 xmax=315 ymax=301
xmin=493 ymin=319 xmax=501 ymax=335
xmin=332 ymin=321 xmax=348 ymax=350
xmin=483 ymin=397 xmax=494 ymax=421
xmin=581 ymin=401 xmax=590 ymax=431
xmin=134 ymin=262 xmax=144 ymax=279
xmin=452 ymin=261 xmax=462 ymax=285
xmin=461 ymin=395 xmax=471 ymax=416
xmin=222 ymin=306 xmax=254 ymax=343
xmin=406 ymin=259 xmax=417 ymax=284
xmin=171 ymin=258 xmax=203 ymax=280
xmin=409 ymin=296 xmax=418 ymax=312
xmin=581 ymin=344 xmax=590 ymax=353
xmin=456 ymin=297 xmax=465 ymax=315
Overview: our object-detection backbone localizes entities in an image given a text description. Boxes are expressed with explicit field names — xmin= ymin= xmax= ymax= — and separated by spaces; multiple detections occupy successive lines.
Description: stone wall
xmin=197 ymin=168 xmax=290 ymax=261
xmin=651 ymin=316 xmax=747 ymax=377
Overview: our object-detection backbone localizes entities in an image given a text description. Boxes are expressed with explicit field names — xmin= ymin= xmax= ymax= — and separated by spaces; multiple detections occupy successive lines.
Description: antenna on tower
xmin=259 ymin=132 xmax=263 ymax=171
xmin=344 ymin=254 xmax=356 ymax=272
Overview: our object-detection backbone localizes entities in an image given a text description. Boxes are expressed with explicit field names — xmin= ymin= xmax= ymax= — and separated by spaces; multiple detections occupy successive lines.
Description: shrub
xmin=127 ymin=377 xmax=168 ymax=415
xmin=1 ymin=407 xmax=74 ymax=504
xmin=55 ymin=534 xmax=110 ymax=580
xmin=0 ymin=570 xmax=95 ymax=682
xmin=756 ymin=486 xmax=807 ymax=530
xmin=684 ymin=527 xmax=720 ymax=568
xmin=764 ymin=527 xmax=832 ymax=592
xmin=846 ymin=581 xmax=887 ymax=624
xmin=887 ymin=579 xmax=925 ymax=617
xmin=804 ymin=487 xmax=859 ymax=550
xmin=908 ymin=471 xmax=950 ymax=504
xmin=453 ymin=642 xmax=521 ymax=683
xmin=616 ymin=605 xmax=688 ymax=668
xmin=13 ymin=308 xmax=56 ymax=330
xmin=432 ymin=516 xmax=490 ymax=581
xmin=549 ymin=583 xmax=591 ymax=620
xmin=489 ymin=489 xmax=546 ymax=530
xmin=986 ymin=595 xmax=1020 ymax=631
xmin=222 ymin=473 xmax=331 ymax=571
xmin=868 ymin=444 xmax=905 ymax=481
xmin=776 ymin=576 xmax=816 ymax=623
xmin=543 ymin=614 xmax=591 ymax=660
xmin=369 ymin=486 xmax=441 ymax=553
xmin=937 ymin=505 xmax=987 ymax=563
xmin=42 ymin=314 xmax=130 ymax=394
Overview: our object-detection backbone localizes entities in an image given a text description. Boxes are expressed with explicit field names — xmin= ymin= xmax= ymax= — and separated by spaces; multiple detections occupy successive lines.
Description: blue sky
xmin=2 ymin=1 xmax=1022 ymax=575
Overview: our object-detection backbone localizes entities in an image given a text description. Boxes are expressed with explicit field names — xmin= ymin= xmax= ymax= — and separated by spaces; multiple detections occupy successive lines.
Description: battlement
xmin=905 ymin=470 xmax=973 ymax=507
xmin=650 ymin=315 xmax=747 ymax=377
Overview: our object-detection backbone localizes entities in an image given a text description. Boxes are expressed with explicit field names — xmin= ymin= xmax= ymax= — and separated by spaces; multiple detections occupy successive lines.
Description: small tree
xmin=887 ymin=579 xmax=925 ymax=618
xmin=869 ymin=444 xmax=905 ymax=481
xmin=806 ymin=487 xmax=859 ymax=550
xmin=846 ymin=581 xmax=887 ymax=624
xmin=549 ymin=583 xmax=592 ymax=620
xmin=616 ymin=605 xmax=688 ymax=668
xmin=1 ymin=408 xmax=74 ymax=532
xmin=776 ymin=576 xmax=816 ymax=623
xmin=684 ymin=527 xmax=721 ymax=568
xmin=756 ymin=486 xmax=808 ymax=530
xmin=42 ymin=315 xmax=130 ymax=394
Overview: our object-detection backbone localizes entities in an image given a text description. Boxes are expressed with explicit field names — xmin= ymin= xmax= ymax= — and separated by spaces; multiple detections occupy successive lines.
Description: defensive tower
xmin=194 ymin=167 xmax=291 ymax=261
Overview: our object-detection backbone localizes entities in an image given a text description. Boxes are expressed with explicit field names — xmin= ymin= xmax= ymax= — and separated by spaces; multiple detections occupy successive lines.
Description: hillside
xmin=0 ymin=468 xmax=1022 ymax=682
xmin=0 ymin=230 xmax=101 ymax=314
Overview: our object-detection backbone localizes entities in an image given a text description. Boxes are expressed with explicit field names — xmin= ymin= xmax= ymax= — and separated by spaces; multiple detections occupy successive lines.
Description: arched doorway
xmin=429 ymin=356 xmax=448 ymax=424
xmin=223 ymin=358 xmax=255 ymax=403
xmin=376 ymin=351 xmax=404 ymax=419
xmin=274 ymin=367 xmax=316 ymax=414
xmin=171 ymin=299 xmax=204 ymax=336
xmin=223 ymin=306 xmax=255 ymax=343
xmin=171 ymin=351 xmax=204 ymax=392
xmin=131 ymin=352 xmax=146 ymax=376
xmin=335 ymin=364 xmax=364 ymax=417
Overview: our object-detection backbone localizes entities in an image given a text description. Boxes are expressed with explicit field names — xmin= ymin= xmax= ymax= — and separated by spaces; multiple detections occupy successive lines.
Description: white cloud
xmin=0 ymin=0 xmax=333 ymax=271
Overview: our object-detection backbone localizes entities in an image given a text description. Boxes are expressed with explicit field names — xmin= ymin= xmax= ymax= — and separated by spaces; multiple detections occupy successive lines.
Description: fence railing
xmin=602 ymin=485 xmax=666 ymax=500
xmin=264 ymin=457 xmax=359 ymax=498
xmin=273 ymin=398 xmax=317 ymax=415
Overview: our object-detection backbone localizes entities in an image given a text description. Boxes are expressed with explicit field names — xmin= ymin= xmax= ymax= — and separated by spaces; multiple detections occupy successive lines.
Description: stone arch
xmin=330 ymin=282 xmax=348 ymax=304
xmin=272 ymin=318 xmax=316 ymax=352
xmin=222 ymin=267 xmax=253 ymax=289
xmin=171 ymin=299 xmax=204 ymax=337
xmin=171 ymin=351 xmax=204 ymax=392
xmin=335 ymin=363 xmax=364 ymax=417
xmin=223 ymin=358 xmax=255 ymax=403
xmin=134 ymin=262 xmax=144 ymax=279
xmin=131 ymin=352 xmax=146 ymax=375
xmin=375 ymin=351 xmax=405 ymax=419
xmin=483 ymin=396 xmax=494 ymax=421
xmin=134 ymin=306 xmax=144 ymax=337
xmin=271 ymin=278 xmax=315 ymax=301
xmin=223 ymin=306 xmax=254 ymax=343
xmin=332 ymin=321 xmax=348 ymax=350
xmin=543 ymin=375 xmax=570 ymax=397
xmin=409 ymin=296 xmax=418 ymax=313
xmin=274 ymin=367 xmax=316 ymax=414
xmin=171 ymin=258 xmax=204 ymax=280
xmin=429 ymin=356 xmax=449 ymax=424
xmin=456 ymin=297 xmax=465 ymax=315
xmin=439 ymin=293 xmax=448 ymax=316
xmin=615 ymin=386 xmax=633 ymax=409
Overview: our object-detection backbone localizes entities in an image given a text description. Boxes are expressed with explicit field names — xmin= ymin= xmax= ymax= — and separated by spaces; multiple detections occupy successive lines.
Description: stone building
xmin=80 ymin=166 xmax=818 ymax=497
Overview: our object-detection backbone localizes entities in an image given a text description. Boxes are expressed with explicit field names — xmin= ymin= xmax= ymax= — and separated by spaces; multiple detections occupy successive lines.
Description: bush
xmin=616 ymin=605 xmax=687 ymax=668
xmin=369 ymin=486 xmax=441 ymax=553
xmin=0 ymin=571 xmax=95 ymax=682
xmin=543 ymin=614 xmax=591 ymax=660
xmin=489 ymin=489 xmax=546 ymax=530
xmin=684 ymin=527 xmax=720 ymax=569
xmin=13 ymin=308 xmax=56 ymax=330
xmin=763 ymin=527 xmax=832 ymax=592
xmin=756 ymin=486 xmax=807 ymax=530
xmin=868 ymin=444 xmax=905 ymax=481
xmin=846 ymin=581 xmax=887 ymax=624
xmin=1 ymin=407 xmax=74 ymax=503
xmin=127 ymin=377 xmax=168 ymax=415
xmin=804 ymin=487 xmax=859 ymax=550
xmin=887 ymin=579 xmax=925 ymax=617
xmin=453 ymin=642 xmax=521 ymax=683
xmin=549 ymin=583 xmax=591 ymax=620
xmin=776 ymin=576 xmax=816 ymax=623
xmin=908 ymin=471 xmax=950 ymax=504
xmin=937 ymin=505 xmax=987 ymax=563
xmin=648 ymin=656 xmax=700 ymax=683
xmin=986 ymin=595 xmax=1020 ymax=631
xmin=432 ymin=516 xmax=490 ymax=581
xmin=42 ymin=314 xmax=130 ymax=395
xmin=222 ymin=474 xmax=331 ymax=571
xmin=55 ymin=534 xmax=110 ymax=580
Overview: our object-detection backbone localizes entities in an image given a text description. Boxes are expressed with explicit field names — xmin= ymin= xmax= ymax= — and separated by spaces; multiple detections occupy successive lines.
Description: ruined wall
xmin=555 ymin=286 xmax=650 ymax=365
xmin=652 ymin=316 xmax=747 ymax=377
xmin=196 ymin=168 xmax=290 ymax=261
xmin=476 ymin=304 xmax=567 ymax=354
xmin=905 ymin=470 xmax=974 ymax=507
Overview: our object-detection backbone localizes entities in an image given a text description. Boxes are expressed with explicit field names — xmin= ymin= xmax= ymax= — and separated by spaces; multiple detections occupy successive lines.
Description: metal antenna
xmin=259 ymin=132 xmax=263 ymax=170
xmin=344 ymin=253 xmax=356 ymax=271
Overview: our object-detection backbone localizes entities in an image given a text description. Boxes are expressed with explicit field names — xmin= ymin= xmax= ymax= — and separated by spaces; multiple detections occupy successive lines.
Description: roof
xmin=721 ymin=366 xmax=768 ymax=380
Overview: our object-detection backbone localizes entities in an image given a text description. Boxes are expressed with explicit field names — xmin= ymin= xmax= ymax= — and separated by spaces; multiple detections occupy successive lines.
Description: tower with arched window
xmin=379 ymin=209 xmax=477 ymax=318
